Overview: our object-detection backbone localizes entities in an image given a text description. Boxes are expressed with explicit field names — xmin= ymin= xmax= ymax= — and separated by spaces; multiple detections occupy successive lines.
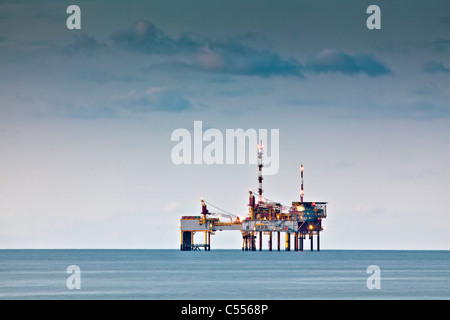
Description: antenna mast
xmin=257 ymin=141 xmax=264 ymax=203
xmin=300 ymin=164 xmax=304 ymax=203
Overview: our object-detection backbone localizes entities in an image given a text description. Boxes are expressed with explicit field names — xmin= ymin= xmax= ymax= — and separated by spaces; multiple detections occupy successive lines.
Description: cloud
xmin=113 ymin=21 xmax=397 ymax=79
xmin=438 ymin=17 xmax=450 ymax=27
xmin=432 ymin=39 xmax=450 ymax=52
xmin=111 ymin=20 xmax=183 ymax=54
xmin=30 ymin=87 xmax=193 ymax=119
xmin=81 ymin=69 xmax=141 ymax=84
xmin=164 ymin=202 xmax=180 ymax=212
xmin=56 ymin=103 xmax=116 ymax=119
xmin=30 ymin=100 xmax=117 ymax=120
xmin=192 ymin=42 xmax=302 ymax=77
xmin=406 ymin=101 xmax=449 ymax=120
xmin=112 ymin=87 xmax=192 ymax=113
xmin=64 ymin=33 xmax=104 ymax=54
xmin=304 ymin=49 xmax=392 ymax=77
xmin=113 ymin=20 xmax=303 ymax=78
xmin=423 ymin=61 xmax=450 ymax=73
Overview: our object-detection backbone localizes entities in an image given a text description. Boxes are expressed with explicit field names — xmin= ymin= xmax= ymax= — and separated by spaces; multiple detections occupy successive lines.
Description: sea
xmin=0 ymin=249 xmax=448 ymax=300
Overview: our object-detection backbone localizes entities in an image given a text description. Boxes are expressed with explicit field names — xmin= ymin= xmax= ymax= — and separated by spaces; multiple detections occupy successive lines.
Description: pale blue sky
xmin=0 ymin=0 xmax=448 ymax=249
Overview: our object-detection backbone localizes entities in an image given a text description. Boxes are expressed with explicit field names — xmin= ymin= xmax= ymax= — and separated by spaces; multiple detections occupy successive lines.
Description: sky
xmin=0 ymin=0 xmax=449 ymax=249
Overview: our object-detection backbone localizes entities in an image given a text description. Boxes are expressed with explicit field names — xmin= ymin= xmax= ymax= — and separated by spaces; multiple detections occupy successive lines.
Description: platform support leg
xmin=277 ymin=232 xmax=281 ymax=251
xmin=285 ymin=232 xmax=290 ymax=251
xmin=207 ymin=231 xmax=211 ymax=251
xmin=317 ymin=232 xmax=320 ymax=252
xmin=252 ymin=232 xmax=256 ymax=251
xmin=181 ymin=231 xmax=192 ymax=251
xmin=269 ymin=232 xmax=272 ymax=251
xmin=259 ymin=231 xmax=262 ymax=251
xmin=294 ymin=232 xmax=298 ymax=251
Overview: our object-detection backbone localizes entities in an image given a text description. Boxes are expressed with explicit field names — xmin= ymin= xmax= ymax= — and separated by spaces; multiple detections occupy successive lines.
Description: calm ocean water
xmin=0 ymin=250 xmax=448 ymax=300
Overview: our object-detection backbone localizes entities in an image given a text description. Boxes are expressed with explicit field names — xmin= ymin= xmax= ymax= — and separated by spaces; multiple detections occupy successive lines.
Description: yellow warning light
xmin=308 ymin=225 xmax=313 ymax=230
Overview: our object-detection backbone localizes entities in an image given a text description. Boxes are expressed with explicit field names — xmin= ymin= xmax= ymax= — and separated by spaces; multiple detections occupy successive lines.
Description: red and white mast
xmin=300 ymin=164 xmax=304 ymax=203
xmin=257 ymin=141 xmax=264 ymax=203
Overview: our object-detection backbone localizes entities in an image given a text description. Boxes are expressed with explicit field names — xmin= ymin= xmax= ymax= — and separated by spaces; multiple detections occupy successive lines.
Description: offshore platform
xmin=179 ymin=143 xmax=327 ymax=251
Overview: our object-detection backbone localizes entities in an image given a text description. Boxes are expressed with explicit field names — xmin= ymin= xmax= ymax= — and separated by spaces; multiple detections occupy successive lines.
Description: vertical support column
xmin=251 ymin=232 xmax=256 ymax=251
xmin=201 ymin=198 xmax=209 ymax=251
xmin=207 ymin=231 xmax=211 ymax=251
xmin=285 ymin=232 xmax=290 ymax=251
xmin=180 ymin=230 xmax=183 ymax=251
xmin=317 ymin=232 xmax=320 ymax=252
xmin=181 ymin=231 xmax=193 ymax=251
xmin=299 ymin=233 xmax=303 ymax=251
xmin=259 ymin=231 xmax=263 ymax=251
xmin=277 ymin=232 xmax=281 ymax=251
xmin=269 ymin=232 xmax=272 ymax=251
xmin=310 ymin=232 xmax=313 ymax=251
xmin=294 ymin=232 xmax=299 ymax=251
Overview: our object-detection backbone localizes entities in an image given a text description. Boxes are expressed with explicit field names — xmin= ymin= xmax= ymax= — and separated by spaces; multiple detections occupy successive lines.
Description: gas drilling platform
xmin=179 ymin=143 xmax=327 ymax=251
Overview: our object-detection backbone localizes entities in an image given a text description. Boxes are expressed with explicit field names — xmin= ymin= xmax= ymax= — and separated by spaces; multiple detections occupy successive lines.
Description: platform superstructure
xmin=179 ymin=143 xmax=327 ymax=251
